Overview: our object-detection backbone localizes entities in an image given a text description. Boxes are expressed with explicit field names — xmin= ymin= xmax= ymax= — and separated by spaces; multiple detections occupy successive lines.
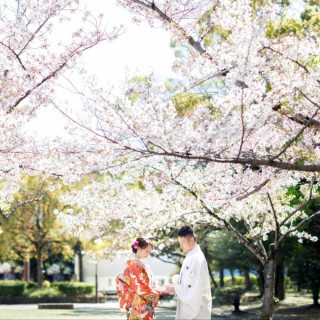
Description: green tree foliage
xmin=288 ymin=215 xmax=320 ymax=306
xmin=0 ymin=176 xmax=75 ymax=287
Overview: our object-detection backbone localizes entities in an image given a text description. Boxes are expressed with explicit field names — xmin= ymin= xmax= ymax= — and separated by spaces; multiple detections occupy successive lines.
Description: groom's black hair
xmin=178 ymin=226 xmax=196 ymax=241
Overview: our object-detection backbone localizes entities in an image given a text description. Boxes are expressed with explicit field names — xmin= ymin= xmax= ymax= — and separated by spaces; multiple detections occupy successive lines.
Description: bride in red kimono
xmin=116 ymin=237 xmax=164 ymax=320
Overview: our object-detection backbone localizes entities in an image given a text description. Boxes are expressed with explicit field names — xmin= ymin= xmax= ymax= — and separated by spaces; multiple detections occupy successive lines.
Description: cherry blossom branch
xmin=236 ymin=89 xmax=246 ymax=159
xmin=130 ymin=0 xmax=210 ymax=58
xmin=279 ymin=177 xmax=318 ymax=228
xmin=278 ymin=211 xmax=320 ymax=244
xmin=0 ymin=41 xmax=26 ymax=70
xmin=267 ymin=193 xmax=279 ymax=246
xmin=172 ymin=178 xmax=266 ymax=265
xmin=0 ymin=192 xmax=48 ymax=220
xmin=270 ymin=89 xmax=320 ymax=161
xmin=236 ymin=178 xmax=271 ymax=201
xmin=261 ymin=45 xmax=310 ymax=74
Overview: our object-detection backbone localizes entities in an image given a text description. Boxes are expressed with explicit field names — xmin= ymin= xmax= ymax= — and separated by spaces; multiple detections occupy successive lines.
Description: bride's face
xmin=137 ymin=244 xmax=153 ymax=259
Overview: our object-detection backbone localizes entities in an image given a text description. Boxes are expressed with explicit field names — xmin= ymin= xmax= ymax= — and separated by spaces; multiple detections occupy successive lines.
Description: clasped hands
xmin=160 ymin=284 xmax=175 ymax=295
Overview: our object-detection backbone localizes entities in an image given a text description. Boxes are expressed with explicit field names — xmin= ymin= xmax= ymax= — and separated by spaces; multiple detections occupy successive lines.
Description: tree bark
xmin=208 ymin=263 xmax=218 ymax=288
xmin=36 ymin=246 xmax=43 ymax=287
xmin=220 ymin=268 xmax=224 ymax=287
xmin=76 ymin=240 xmax=84 ymax=282
xmin=258 ymin=265 xmax=265 ymax=297
xmin=244 ymin=268 xmax=253 ymax=291
xmin=275 ymin=262 xmax=285 ymax=301
xmin=23 ymin=256 xmax=30 ymax=282
xmin=312 ymin=285 xmax=319 ymax=306
xmin=260 ymin=246 xmax=276 ymax=320
xmin=203 ymin=245 xmax=218 ymax=288
xmin=230 ymin=269 xmax=235 ymax=285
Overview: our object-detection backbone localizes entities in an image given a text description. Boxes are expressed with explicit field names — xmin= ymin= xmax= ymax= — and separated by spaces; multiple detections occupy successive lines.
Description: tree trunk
xmin=23 ymin=256 xmax=30 ymax=282
xmin=77 ymin=240 xmax=84 ymax=282
xmin=258 ymin=265 xmax=265 ymax=297
xmin=220 ymin=268 xmax=224 ymax=287
xmin=244 ymin=268 xmax=253 ymax=291
xmin=275 ymin=262 xmax=285 ymax=301
xmin=36 ymin=247 xmax=43 ymax=287
xmin=208 ymin=263 xmax=218 ymax=288
xmin=233 ymin=297 xmax=240 ymax=312
xmin=230 ymin=269 xmax=235 ymax=285
xmin=260 ymin=246 xmax=276 ymax=320
xmin=203 ymin=245 xmax=218 ymax=288
xmin=312 ymin=285 xmax=319 ymax=306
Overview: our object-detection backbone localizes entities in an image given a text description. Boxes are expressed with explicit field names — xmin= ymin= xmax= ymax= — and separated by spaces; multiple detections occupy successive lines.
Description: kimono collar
xmin=186 ymin=244 xmax=200 ymax=257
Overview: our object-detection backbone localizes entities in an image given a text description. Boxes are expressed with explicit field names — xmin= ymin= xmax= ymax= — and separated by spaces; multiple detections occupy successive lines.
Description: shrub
xmin=27 ymin=287 xmax=60 ymax=298
xmin=53 ymin=281 xmax=95 ymax=296
xmin=0 ymin=281 xmax=27 ymax=296
xmin=213 ymin=286 xmax=246 ymax=309
xmin=217 ymin=275 xmax=259 ymax=290
xmin=26 ymin=282 xmax=39 ymax=290
xmin=42 ymin=280 xmax=51 ymax=289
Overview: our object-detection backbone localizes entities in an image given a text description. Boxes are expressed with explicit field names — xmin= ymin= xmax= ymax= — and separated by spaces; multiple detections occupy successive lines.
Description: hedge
xmin=52 ymin=282 xmax=95 ymax=296
xmin=0 ymin=281 xmax=27 ymax=296
xmin=221 ymin=275 xmax=259 ymax=288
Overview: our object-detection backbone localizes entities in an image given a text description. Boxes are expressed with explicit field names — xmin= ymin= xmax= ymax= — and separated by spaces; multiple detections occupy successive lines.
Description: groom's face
xmin=178 ymin=236 xmax=195 ymax=253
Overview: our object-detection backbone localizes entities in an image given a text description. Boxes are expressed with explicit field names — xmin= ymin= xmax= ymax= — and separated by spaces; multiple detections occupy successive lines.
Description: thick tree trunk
xmin=244 ymin=268 xmax=253 ymax=291
xmin=219 ymin=268 xmax=224 ymax=287
xmin=275 ymin=262 xmax=285 ymax=301
xmin=36 ymin=247 xmax=43 ymax=287
xmin=260 ymin=246 xmax=276 ymax=320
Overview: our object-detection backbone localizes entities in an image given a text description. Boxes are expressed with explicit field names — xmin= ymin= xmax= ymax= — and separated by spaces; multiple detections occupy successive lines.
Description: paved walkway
xmin=0 ymin=300 xmax=177 ymax=320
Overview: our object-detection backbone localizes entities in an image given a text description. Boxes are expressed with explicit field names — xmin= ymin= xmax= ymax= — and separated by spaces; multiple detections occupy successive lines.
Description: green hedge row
xmin=0 ymin=281 xmax=94 ymax=297
xmin=0 ymin=281 xmax=27 ymax=296
xmin=52 ymin=282 xmax=95 ymax=296
xmin=220 ymin=275 xmax=259 ymax=288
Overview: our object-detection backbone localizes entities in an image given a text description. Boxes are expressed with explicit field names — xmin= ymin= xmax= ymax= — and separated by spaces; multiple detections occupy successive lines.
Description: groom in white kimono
xmin=165 ymin=226 xmax=212 ymax=319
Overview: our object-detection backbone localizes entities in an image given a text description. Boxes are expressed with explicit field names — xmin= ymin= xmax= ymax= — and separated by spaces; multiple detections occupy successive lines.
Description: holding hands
xmin=159 ymin=284 xmax=174 ymax=295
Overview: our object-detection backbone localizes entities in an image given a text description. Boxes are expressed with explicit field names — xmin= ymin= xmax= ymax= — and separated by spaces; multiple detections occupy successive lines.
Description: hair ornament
xmin=132 ymin=240 xmax=139 ymax=249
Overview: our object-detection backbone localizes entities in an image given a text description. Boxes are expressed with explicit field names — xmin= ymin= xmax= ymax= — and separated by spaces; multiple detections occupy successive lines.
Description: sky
xmin=29 ymin=0 xmax=175 ymax=137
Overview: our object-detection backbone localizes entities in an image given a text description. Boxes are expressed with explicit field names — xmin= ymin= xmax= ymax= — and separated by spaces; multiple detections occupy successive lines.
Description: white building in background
xmin=75 ymin=254 xmax=178 ymax=292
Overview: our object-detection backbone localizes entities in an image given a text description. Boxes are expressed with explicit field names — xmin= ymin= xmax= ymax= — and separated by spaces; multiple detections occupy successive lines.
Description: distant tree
xmin=0 ymin=176 xmax=75 ymax=286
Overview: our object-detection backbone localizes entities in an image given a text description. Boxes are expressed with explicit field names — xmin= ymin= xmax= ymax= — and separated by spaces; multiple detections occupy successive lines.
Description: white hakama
xmin=173 ymin=244 xmax=212 ymax=320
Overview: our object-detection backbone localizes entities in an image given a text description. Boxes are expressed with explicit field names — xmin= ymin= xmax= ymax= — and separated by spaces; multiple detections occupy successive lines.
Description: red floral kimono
xmin=116 ymin=259 xmax=160 ymax=320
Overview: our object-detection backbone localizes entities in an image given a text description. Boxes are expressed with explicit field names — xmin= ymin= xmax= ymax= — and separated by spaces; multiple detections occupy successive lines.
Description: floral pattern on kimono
xmin=116 ymin=259 xmax=160 ymax=320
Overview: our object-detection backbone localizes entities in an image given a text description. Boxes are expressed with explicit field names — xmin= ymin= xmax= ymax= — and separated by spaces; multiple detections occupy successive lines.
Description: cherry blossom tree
xmin=0 ymin=0 xmax=122 ymax=218
xmin=50 ymin=1 xmax=320 ymax=319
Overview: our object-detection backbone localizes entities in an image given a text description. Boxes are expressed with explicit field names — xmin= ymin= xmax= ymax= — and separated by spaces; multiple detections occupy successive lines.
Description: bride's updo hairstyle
xmin=131 ymin=236 xmax=154 ymax=254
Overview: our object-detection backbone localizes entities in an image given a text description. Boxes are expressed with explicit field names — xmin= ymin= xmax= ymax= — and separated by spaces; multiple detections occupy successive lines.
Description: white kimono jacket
xmin=173 ymin=244 xmax=212 ymax=320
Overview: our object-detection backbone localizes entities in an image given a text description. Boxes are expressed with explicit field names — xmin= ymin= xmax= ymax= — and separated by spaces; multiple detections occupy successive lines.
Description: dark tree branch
xmin=172 ymin=178 xmax=266 ymax=265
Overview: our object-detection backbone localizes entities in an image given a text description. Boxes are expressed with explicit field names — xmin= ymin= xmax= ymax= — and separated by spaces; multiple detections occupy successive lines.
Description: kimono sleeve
xmin=173 ymin=256 xmax=207 ymax=319
xmin=127 ymin=260 xmax=160 ymax=307
xmin=115 ymin=268 xmax=134 ymax=312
